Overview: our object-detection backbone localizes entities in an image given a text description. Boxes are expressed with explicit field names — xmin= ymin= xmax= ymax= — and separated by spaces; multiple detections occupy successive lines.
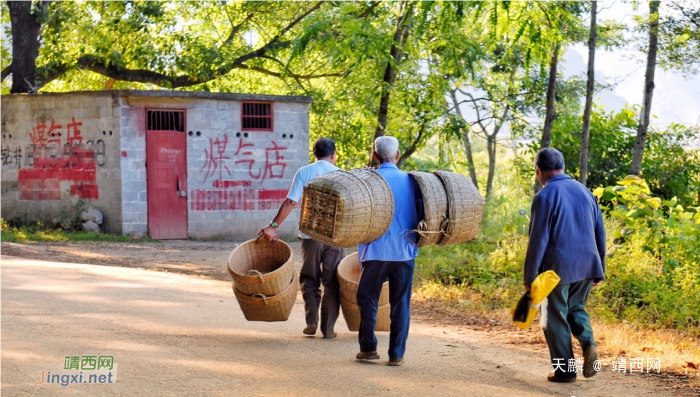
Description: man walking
xmin=355 ymin=136 xmax=419 ymax=367
xmin=524 ymin=147 xmax=606 ymax=382
xmin=259 ymin=137 xmax=345 ymax=339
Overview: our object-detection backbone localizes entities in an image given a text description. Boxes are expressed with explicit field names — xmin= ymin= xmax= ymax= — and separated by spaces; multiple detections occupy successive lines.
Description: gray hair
xmin=534 ymin=147 xmax=565 ymax=172
xmin=374 ymin=136 xmax=399 ymax=163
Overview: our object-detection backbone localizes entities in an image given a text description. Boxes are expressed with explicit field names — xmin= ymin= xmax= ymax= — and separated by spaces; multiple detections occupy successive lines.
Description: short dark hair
xmin=534 ymin=147 xmax=565 ymax=172
xmin=313 ymin=137 xmax=336 ymax=159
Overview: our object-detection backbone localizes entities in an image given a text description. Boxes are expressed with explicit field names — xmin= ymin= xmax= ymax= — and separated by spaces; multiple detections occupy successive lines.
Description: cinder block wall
xmin=1 ymin=93 xmax=123 ymax=233
xmin=1 ymin=91 xmax=311 ymax=241
xmin=120 ymin=93 xmax=310 ymax=240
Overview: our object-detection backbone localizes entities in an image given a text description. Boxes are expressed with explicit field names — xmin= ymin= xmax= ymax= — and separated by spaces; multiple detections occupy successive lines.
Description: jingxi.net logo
xmin=36 ymin=354 xmax=117 ymax=386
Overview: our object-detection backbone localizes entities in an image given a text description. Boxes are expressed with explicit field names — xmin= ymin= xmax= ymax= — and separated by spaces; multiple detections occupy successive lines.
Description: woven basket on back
xmin=298 ymin=169 xmax=394 ymax=248
xmin=434 ymin=170 xmax=486 ymax=246
xmin=340 ymin=294 xmax=390 ymax=332
xmin=233 ymin=272 xmax=298 ymax=322
xmin=408 ymin=171 xmax=449 ymax=247
xmin=336 ymin=252 xmax=389 ymax=306
xmin=227 ymin=238 xmax=295 ymax=296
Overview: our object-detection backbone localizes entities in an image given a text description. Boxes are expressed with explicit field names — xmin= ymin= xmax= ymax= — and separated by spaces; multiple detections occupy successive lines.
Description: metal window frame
xmin=145 ymin=108 xmax=186 ymax=133
xmin=241 ymin=101 xmax=274 ymax=131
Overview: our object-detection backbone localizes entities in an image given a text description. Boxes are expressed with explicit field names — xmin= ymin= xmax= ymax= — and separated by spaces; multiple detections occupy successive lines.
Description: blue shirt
xmin=359 ymin=163 xmax=419 ymax=262
xmin=523 ymin=174 xmax=606 ymax=286
xmin=287 ymin=159 xmax=339 ymax=238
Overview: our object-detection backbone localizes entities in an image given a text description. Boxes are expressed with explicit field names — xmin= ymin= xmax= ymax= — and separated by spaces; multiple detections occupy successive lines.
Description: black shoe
xmin=547 ymin=373 xmax=576 ymax=383
xmin=583 ymin=345 xmax=599 ymax=378
xmin=323 ymin=331 xmax=337 ymax=339
xmin=388 ymin=357 xmax=404 ymax=367
xmin=356 ymin=351 xmax=380 ymax=360
xmin=303 ymin=324 xmax=317 ymax=336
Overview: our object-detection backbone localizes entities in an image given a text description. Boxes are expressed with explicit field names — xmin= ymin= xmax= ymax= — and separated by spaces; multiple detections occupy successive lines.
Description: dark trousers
xmin=543 ymin=278 xmax=596 ymax=378
xmin=299 ymin=239 xmax=345 ymax=336
xmin=356 ymin=259 xmax=414 ymax=359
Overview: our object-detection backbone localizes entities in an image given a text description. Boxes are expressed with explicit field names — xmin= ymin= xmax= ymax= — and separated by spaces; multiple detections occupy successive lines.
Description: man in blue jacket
xmin=524 ymin=147 xmax=606 ymax=382
xmin=355 ymin=136 xmax=419 ymax=367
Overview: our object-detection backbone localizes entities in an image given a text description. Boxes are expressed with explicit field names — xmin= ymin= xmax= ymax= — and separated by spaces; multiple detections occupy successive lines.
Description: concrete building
xmin=1 ymin=90 xmax=311 ymax=240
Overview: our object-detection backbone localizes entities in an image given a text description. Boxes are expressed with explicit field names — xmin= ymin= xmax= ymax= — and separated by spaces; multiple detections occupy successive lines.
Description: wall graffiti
xmin=193 ymin=134 xmax=290 ymax=211
xmin=14 ymin=118 xmax=108 ymax=200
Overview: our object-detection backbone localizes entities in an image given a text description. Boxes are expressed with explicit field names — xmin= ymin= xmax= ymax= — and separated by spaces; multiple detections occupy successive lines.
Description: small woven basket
xmin=408 ymin=171 xmax=449 ymax=247
xmin=434 ymin=170 xmax=486 ymax=246
xmin=227 ymin=238 xmax=295 ymax=296
xmin=233 ymin=272 xmax=298 ymax=322
xmin=340 ymin=294 xmax=390 ymax=332
xmin=298 ymin=169 xmax=394 ymax=248
xmin=336 ymin=252 xmax=389 ymax=306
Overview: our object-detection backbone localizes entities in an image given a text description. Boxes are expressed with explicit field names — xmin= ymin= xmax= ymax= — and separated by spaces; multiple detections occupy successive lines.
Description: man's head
xmin=534 ymin=147 xmax=565 ymax=186
xmin=313 ymin=137 xmax=337 ymax=164
xmin=373 ymin=136 xmax=400 ymax=164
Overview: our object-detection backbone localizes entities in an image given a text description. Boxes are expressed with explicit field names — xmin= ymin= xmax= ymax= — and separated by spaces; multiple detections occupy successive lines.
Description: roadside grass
xmin=1 ymin=220 xmax=154 ymax=243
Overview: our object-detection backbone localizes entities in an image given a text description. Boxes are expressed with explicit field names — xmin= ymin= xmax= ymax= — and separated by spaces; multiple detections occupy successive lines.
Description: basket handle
xmin=252 ymin=293 xmax=269 ymax=305
xmin=246 ymin=269 xmax=265 ymax=281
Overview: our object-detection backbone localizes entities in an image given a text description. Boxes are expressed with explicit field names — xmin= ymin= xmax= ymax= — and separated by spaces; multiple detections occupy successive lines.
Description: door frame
xmin=144 ymin=107 xmax=188 ymax=238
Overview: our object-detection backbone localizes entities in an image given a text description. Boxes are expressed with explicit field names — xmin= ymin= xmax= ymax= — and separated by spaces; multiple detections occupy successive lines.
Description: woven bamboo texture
xmin=233 ymin=272 xmax=298 ymax=322
xmin=227 ymin=238 xmax=295 ymax=296
xmin=298 ymin=169 xmax=394 ymax=247
xmin=408 ymin=171 xmax=449 ymax=247
xmin=336 ymin=252 xmax=389 ymax=306
xmin=434 ymin=170 xmax=486 ymax=246
xmin=340 ymin=294 xmax=390 ymax=332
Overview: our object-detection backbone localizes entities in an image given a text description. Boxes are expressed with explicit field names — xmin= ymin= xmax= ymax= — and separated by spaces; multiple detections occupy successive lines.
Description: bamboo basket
xmin=434 ymin=170 xmax=486 ymax=246
xmin=336 ymin=252 xmax=389 ymax=306
xmin=227 ymin=238 xmax=295 ymax=296
xmin=233 ymin=272 xmax=298 ymax=322
xmin=408 ymin=171 xmax=449 ymax=247
xmin=340 ymin=294 xmax=390 ymax=332
xmin=298 ymin=169 xmax=394 ymax=247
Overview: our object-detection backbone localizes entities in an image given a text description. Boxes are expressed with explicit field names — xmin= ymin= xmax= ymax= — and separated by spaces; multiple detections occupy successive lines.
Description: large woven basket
xmin=233 ymin=272 xmax=298 ymax=322
xmin=227 ymin=238 xmax=295 ymax=296
xmin=340 ymin=294 xmax=390 ymax=332
xmin=434 ymin=170 xmax=485 ymax=246
xmin=336 ymin=252 xmax=389 ymax=306
xmin=298 ymin=169 xmax=394 ymax=248
xmin=408 ymin=171 xmax=449 ymax=247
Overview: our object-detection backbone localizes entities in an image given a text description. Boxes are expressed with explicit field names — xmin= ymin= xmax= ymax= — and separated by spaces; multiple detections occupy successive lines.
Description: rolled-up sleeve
xmin=594 ymin=205 xmax=607 ymax=275
xmin=523 ymin=195 xmax=551 ymax=286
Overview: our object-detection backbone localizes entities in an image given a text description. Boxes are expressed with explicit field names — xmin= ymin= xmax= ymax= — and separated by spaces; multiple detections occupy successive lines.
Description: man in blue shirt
xmin=259 ymin=137 xmax=345 ymax=339
xmin=355 ymin=136 xmax=419 ymax=367
xmin=524 ymin=147 xmax=606 ymax=382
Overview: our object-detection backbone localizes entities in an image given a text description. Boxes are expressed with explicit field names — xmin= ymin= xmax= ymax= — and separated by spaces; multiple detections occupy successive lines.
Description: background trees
xmin=2 ymin=0 xmax=698 ymax=202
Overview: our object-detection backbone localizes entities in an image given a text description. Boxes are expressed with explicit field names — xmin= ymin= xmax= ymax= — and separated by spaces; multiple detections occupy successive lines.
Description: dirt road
xmin=1 ymin=255 xmax=677 ymax=396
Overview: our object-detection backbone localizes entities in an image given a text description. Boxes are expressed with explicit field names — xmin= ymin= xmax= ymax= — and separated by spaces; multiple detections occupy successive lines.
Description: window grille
xmin=147 ymin=110 xmax=185 ymax=132
xmin=242 ymin=102 xmax=273 ymax=131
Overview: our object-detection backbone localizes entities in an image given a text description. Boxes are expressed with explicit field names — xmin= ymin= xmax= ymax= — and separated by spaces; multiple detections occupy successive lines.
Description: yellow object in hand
xmin=511 ymin=270 xmax=561 ymax=329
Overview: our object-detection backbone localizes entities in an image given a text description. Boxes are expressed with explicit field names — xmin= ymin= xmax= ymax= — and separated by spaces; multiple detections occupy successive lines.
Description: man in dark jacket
xmin=524 ymin=147 xmax=606 ymax=383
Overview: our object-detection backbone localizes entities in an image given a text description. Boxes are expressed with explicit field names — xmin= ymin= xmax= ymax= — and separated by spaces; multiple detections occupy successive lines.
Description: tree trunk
xmin=534 ymin=43 xmax=560 ymax=193
xmin=7 ymin=1 xmax=44 ymax=93
xmin=369 ymin=2 xmax=413 ymax=166
xmin=485 ymin=106 xmax=508 ymax=197
xmin=486 ymin=133 xmax=496 ymax=197
xmin=630 ymin=1 xmax=660 ymax=176
xmin=449 ymin=89 xmax=478 ymax=189
xmin=579 ymin=1 xmax=597 ymax=186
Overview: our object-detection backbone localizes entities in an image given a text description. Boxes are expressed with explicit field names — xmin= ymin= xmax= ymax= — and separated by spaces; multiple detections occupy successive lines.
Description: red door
xmin=146 ymin=109 xmax=187 ymax=239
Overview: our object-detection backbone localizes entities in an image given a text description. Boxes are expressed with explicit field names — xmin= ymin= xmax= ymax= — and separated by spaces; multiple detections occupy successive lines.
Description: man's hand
xmin=593 ymin=280 xmax=603 ymax=288
xmin=524 ymin=284 xmax=531 ymax=292
xmin=258 ymin=225 xmax=277 ymax=241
